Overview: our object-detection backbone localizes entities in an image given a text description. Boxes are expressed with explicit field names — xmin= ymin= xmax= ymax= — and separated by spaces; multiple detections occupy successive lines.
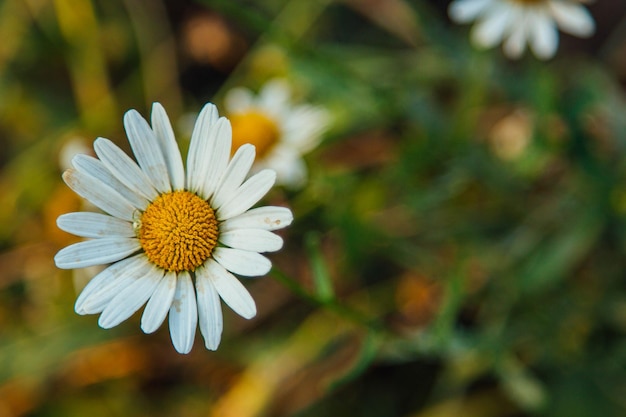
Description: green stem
xmin=270 ymin=267 xmax=384 ymax=333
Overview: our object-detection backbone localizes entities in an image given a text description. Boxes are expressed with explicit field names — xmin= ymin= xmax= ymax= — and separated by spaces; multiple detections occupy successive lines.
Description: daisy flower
xmin=224 ymin=79 xmax=330 ymax=188
xmin=448 ymin=0 xmax=595 ymax=59
xmin=54 ymin=102 xmax=293 ymax=354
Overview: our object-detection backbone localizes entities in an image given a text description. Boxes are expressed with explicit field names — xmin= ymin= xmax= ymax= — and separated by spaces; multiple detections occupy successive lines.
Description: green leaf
xmin=327 ymin=331 xmax=379 ymax=391
xmin=306 ymin=232 xmax=335 ymax=302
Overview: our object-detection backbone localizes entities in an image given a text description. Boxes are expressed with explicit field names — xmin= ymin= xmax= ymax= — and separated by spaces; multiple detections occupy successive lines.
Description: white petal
xmin=503 ymin=17 xmax=529 ymax=58
xmin=151 ymin=103 xmax=185 ymax=190
xmin=528 ymin=11 xmax=558 ymax=59
xmin=216 ymin=169 xmax=276 ymax=220
xmin=471 ymin=6 xmax=515 ymax=48
xmin=220 ymin=206 xmax=294 ymax=232
xmin=549 ymin=1 xmax=595 ymax=37
xmin=258 ymin=79 xmax=290 ymax=115
xmin=211 ymin=144 xmax=255 ymax=209
xmin=186 ymin=103 xmax=220 ymax=194
xmin=448 ymin=0 xmax=493 ymax=23
xmin=220 ymin=229 xmax=283 ymax=253
xmin=224 ymin=87 xmax=254 ymax=114
xmin=94 ymin=138 xmax=159 ymax=201
xmin=262 ymin=146 xmax=307 ymax=188
xmin=124 ymin=109 xmax=171 ymax=193
xmin=281 ymin=105 xmax=329 ymax=152
xmin=62 ymin=169 xmax=137 ymax=221
xmin=78 ymin=255 xmax=152 ymax=314
xmin=72 ymin=154 xmax=149 ymax=210
xmin=141 ymin=271 xmax=177 ymax=333
xmin=212 ymin=247 xmax=272 ymax=277
xmin=205 ymin=259 xmax=256 ymax=319
xmin=98 ymin=265 xmax=164 ymax=329
xmin=76 ymin=255 xmax=154 ymax=314
xmin=55 ymin=237 xmax=140 ymax=269
xmin=168 ymin=272 xmax=198 ymax=354
xmin=199 ymin=118 xmax=233 ymax=200
xmin=195 ymin=267 xmax=223 ymax=350
xmin=57 ymin=212 xmax=134 ymax=238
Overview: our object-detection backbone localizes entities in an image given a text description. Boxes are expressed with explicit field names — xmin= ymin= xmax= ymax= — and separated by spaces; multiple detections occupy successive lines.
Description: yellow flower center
xmin=229 ymin=110 xmax=280 ymax=158
xmin=138 ymin=191 xmax=218 ymax=273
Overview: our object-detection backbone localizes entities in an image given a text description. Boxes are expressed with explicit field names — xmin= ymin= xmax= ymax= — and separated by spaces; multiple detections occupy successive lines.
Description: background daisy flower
xmin=224 ymin=79 xmax=330 ymax=188
xmin=54 ymin=102 xmax=293 ymax=354
xmin=448 ymin=0 xmax=596 ymax=59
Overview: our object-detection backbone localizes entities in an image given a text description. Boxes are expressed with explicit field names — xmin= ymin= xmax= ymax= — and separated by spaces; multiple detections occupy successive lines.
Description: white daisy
xmin=224 ymin=79 xmax=330 ymax=188
xmin=448 ymin=0 xmax=595 ymax=59
xmin=54 ymin=102 xmax=293 ymax=354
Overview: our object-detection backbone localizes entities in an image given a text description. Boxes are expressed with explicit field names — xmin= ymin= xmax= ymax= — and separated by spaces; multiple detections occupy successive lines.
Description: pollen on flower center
xmin=230 ymin=110 xmax=280 ymax=158
xmin=138 ymin=191 xmax=218 ymax=273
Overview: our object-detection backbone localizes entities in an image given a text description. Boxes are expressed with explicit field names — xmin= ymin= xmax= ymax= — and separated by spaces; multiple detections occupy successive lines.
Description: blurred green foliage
xmin=1 ymin=0 xmax=626 ymax=416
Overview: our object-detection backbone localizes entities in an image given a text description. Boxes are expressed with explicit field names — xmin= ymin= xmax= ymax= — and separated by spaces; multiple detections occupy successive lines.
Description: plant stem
xmin=270 ymin=267 xmax=384 ymax=333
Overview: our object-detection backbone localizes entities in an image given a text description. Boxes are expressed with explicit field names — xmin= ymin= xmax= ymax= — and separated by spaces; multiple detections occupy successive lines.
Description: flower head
xmin=448 ymin=0 xmax=595 ymax=59
xmin=224 ymin=79 xmax=330 ymax=188
xmin=54 ymin=103 xmax=293 ymax=354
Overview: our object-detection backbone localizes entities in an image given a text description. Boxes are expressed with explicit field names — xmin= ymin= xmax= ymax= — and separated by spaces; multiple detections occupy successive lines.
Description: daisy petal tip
xmin=283 ymin=209 xmax=294 ymax=227
xmin=271 ymin=236 xmax=284 ymax=252
xmin=447 ymin=3 xmax=464 ymax=22
xmin=265 ymin=168 xmax=277 ymax=182
xmin=241 ymin=306 xmax=257 ymax=320
xmin=204 ymin=337 xmax=221 ymax=351
xmin=74 ymin=303 xmax=88 ymax=315
xmin=255 ymin=169 xmax=277 ymax=191
xmin=151 ymin=102 xmax=164 ymax=112
xmin=53 ymin=252 xmax=70 ymax=269
xmin=140 ymin=319 xmax=158 ymax=334
xmin=123 ymin=110 xmax=146 ymax=133
xmin=172 ymin=339 xmax=194 ymax=354
xmin=97 ymin=315 xmax=115 ymax=330
xmin=92 ymin=137 xmax=113 ymax=149
xmin=123 ymin=108 xmax=141 ymax=121
xmin=240 ymin=143 xmax=255 ymax=152
xmin=200 ymin=102 xmax=219 ymax=119
xmin=55 ymin=214 xmax=66 ymax=229
xmin=61 ymin=168 xmax=75 ymax=183
xmin=216 ymin=117 xmax=234 ymax=137
xmin=176 ymin=347 xmax=192 ymax=355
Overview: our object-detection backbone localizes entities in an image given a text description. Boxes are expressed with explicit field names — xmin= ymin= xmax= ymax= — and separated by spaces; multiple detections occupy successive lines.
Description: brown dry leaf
xmin=0 ymin=377 xmax=41 ymax=417
xmin=58 ymin=339 xmax=148 ymax=387
xmin=394 ymin=272 xmax=443 ymax=330
xmin=321 ymin=130 xmax=397 ymax=171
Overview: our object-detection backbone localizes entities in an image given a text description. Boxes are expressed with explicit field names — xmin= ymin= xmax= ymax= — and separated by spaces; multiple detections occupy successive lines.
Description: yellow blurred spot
xmin=211 ymin=371 xmax=272 ymax=417
xmin=210 ymin=310 xmax=354 ymax=417
xmin=488 ymin=110 xmax=532 ymax=161
xmin=248 ymin=45 xmax=289 ymax=81
xmin=53 ymin=0 xmax=116 ymax=131
xmin=230 ymin=111 xmax=280 ymax=158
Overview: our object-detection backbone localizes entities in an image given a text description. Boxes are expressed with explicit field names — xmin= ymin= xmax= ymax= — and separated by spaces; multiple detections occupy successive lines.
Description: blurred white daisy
xmin=224 ymin=79 xmax=330 ymax=188
xmin=448 ymin=0 xmax=595 ymax=59
xmin=54 ymin=102 xmax=293 ymax=354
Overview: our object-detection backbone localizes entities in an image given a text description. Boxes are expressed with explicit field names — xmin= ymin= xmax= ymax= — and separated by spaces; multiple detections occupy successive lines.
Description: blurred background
xmin=1 ymin=0 xmax=626 ymax=416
